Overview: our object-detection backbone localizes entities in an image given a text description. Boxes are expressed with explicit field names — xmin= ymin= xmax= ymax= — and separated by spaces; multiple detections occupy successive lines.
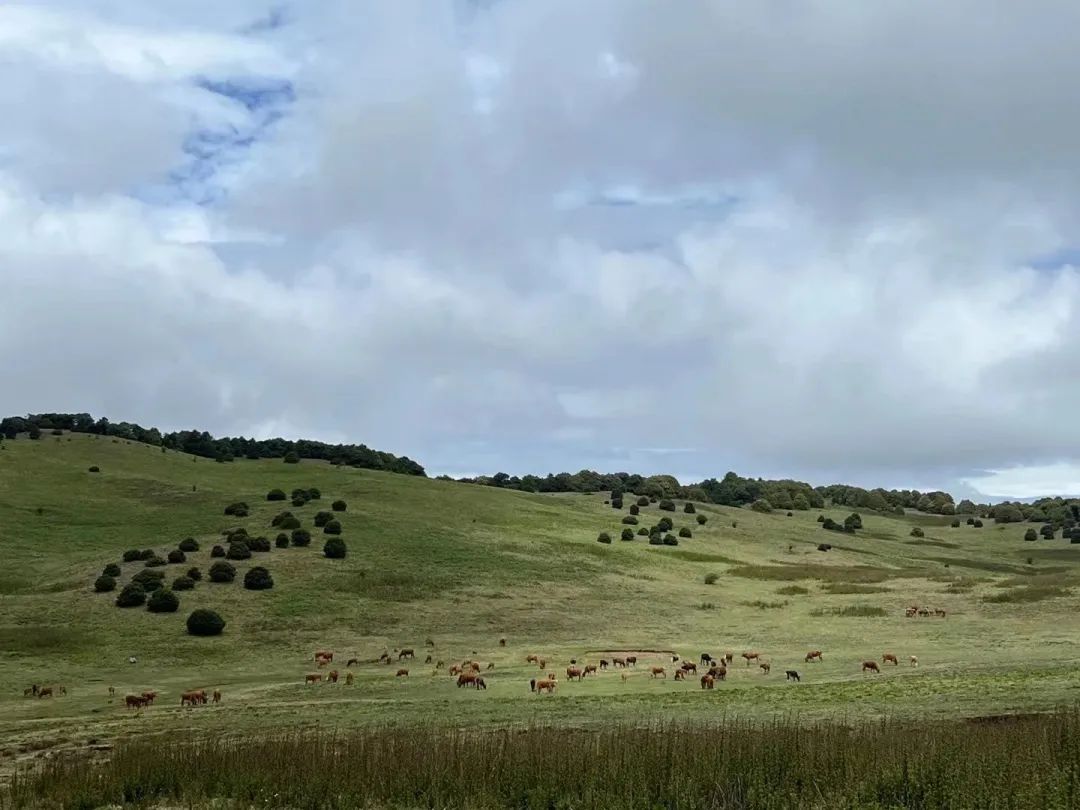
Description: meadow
xmin=2 ymin=433 xmax=1080 ymax=806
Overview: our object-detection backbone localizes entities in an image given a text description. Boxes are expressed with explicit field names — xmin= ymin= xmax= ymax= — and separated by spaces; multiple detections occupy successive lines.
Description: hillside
xmin=3 ymin=433 xmax=1080 ymax=766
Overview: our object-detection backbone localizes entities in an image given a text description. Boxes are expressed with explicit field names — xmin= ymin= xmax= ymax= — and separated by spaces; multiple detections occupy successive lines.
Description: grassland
xmin=3 ymin=433 xmax=1080 ymax=801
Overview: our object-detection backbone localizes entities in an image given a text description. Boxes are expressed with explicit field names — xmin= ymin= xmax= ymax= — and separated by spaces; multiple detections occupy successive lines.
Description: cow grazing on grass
xmin=125 ymin=695 xmax=147 ymax=709
xmin=583 ymin=665 xmax=597 ymax=676
xmin=709 ymin=666 xmax=727 ymax=681
xmin=882 ymin=653 xmax=899 ymax=666
xmin=538 ymin=659 xmax=547 ymax=670
xmin=425 ymin=638 xmax=435 ymax=647
xmin=700 ymin=653 xmax=713 ymax=665
xmin=38 ymin=687 xmax=53 ymax=699
xmin=934 ymin=609 xmax=947 ymax=618
xmin=613 ymin=658 xmax=626 ymax=668
xmin=910 ymin=656 xmax=919 ymax=668
xmin=470 ymin=661 xmax=481 ymax=672
xmin=862 ymin=661 xmax=880 ymax=674
xmin=499 ymin=638 xmax=506 ymax=647
xmin=649 ymin=666 xmax=666 ymax=679
xmin=425 ymin=655 xmax=433 ymax=664
xmin=759 ymin=662 xmax=771 ymax=675
xmin=805 ymin=651 xmax=823 ymax=663
xmin=742 ymin=652 xmax=760 ymax=666
xmin=346 ymin=658 xmax=359 ymax=668
xmin=905 ymin=607 xmax=917 ymax=618
xmin=786 ymin=670 xmax=801 ymax=682
xmin=680 ymin=662 xmax=697 ymax=675
xmin=529 ymin=678 xmax=536 ymax=692
xmin=317 ymin=658 xmax=329 ymax=668
xmin=305 ymin=674 xmax=322 ymax=685
xmin=700 ymin=675 xmax=714 ymax=689
xmin=435 ymin=661 xmax=444 ymax=669
xmin=140 ymin=691 xmax=157 ymax=704
xmin=526 ymin=654 xmax=538 ymax=664
xmin=476 ymin=677 xmax=487 ymax=690
xmin=181 ymin=690 xmax=207 ymax=705
xmin=327 ymin=670 xmax=339 ymax=683
xmin=725 ymin=653 xmax=734 ymax=664
xmin=626 ymin=656 xmax=638 ymax=667
xmin=457 ymin=672 xmax=478 ymax=688
xmin=535 ymin=678 xmax=556 ymax=693
xmin=599 ymin=659 xmax=609 ymax=670
xmin=345 ymin=672 xmax=355 ymax=685
xmin=487 ymin=662 xmax=496 ymax=670
xmin=396 ymin=669 xmax=409 ymax=678
xmin=399 ymin=649 xmax=415 ymax=661
xmin=315 ymin=651 xmax=333 ymax=662
xmin=449 ymin=664 xmax=462 ymax=675
xmin=212 ymin=690 xmax=221 ymax=704
xmin=674 ymin=669 xmax=685 ymax=681
xmin=671 ymin=654 xmax=680 ymax=663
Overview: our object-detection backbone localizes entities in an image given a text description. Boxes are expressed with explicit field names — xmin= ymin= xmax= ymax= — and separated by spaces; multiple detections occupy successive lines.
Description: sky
xmin=3 ymin=1 xmax=1080 ymax=501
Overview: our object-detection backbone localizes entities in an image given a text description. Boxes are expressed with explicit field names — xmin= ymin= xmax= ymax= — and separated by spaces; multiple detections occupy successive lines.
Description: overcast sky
xmin=3 ymin=1 xmax=1080 ymax=500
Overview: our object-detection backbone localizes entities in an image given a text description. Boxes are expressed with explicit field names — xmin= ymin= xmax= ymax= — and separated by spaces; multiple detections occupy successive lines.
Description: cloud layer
xmin=3 ymin=1 xmax=1080 ymax=498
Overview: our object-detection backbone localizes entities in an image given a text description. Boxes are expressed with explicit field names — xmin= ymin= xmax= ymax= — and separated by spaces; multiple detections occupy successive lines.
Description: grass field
xmin=3 ymin=433 xmax=1080 ymax=799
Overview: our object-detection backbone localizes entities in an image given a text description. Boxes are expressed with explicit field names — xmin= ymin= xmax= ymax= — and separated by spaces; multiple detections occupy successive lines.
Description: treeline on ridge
xmin=0 ymin=413 xmax=424 ymax=476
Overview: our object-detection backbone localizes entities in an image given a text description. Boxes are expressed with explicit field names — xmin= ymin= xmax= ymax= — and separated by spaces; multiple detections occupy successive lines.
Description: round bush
xmin=973 ymin=520 xmax=984 ymax=528
xmin=704 ymin=572 xmax=719 ymax=585
xmin=696 ymin=514 xmax=707 ymax=525
xmin=629 ymin=504 xmax=640 ymax=516
xmin=283 ymin=451 xmax=300 ymax=464
xmin=611 ymin=499 xmax=623 ymax=510
xmin=332 ymin=500 xmax=347 ymax=512
xmin=637 ymin=496 xmax=649 ymax=507
xmin=115 ymin=583 xmax=146 ymax=607
xmin=951 ymin=519 xmax=961 ymax=528
xmin=1040 ymin=525 xmax=1056 ymax=539
xmin=271 ymin=511 xmax=294 ymax=528
xmin=248 ymin=535 xmax=271 ymax=552
xmin=291 ymin=529 xmax=312 ymax=547
xmin=139 ymin=549 xmax=155 ymax=561
xmin=167 ymin=550 xmax=186 ymax=564
xmin=323 ymin=538 xmax=347 ymax=559
xmin=226 ymin=541 xmax=251 ymax=561
xmin=679 ymin=527 xmax=692 ymax=538
xmin=102 ymin=563 xmax=121 ymax=578
xmin=187 ymin=567 xmax=202 ymax=581
xmin=597 ymin=532 xmax=612 ymax=544
xmin=658 ymin=499 xmax=676 ymax=512
xmin=966 ymin=517 xmax=976 ymax=525
xmin=307 ymin=488 xmax=321 ymax=500
xmin=1024 ymin=528 xmax=1038 ymax=542
xmin=683 ymin=502 xmax=696 ymax=514
xmin=94 ymin=575 xmax=116 ymax=593
xmin=88 ymin=466 xmax=100 ymax=473
xmin=144 ymin=555 xmax=167 ymax=568
xmin=210 ymin=544 xmax=225 ymax=558
xmin=292 ymin=496 xmax=308 ymax=507
xmin=223 ymin=502 xmax=249 ymax=518
xmin=648 ymin=535 xmax=664 ymax=546
xmin=267 ymin=489 xmax=287 ymax=501
xmin=323 ymin=519 xmax=342 ymax=535
xmin=187 ymin=609 xmax=226 ymax=636
xmin=147 ymin=589 xmax=179 ymax=613
xmin=314 ymin=511 xmax=333 ymax=528
xmin=621 ymin=515 xmax=639 ymax=525
xmin=172 ymin=576 xmax=195 ymax=591
xmin=750 ymin=499 xmax=773 ymax=514
xmin=663 ymin=534 xmax=678 ymax=546
xmin=122 ymin=549 xmax=141 ymax=563
xmin=657 ymin=517 xmax=673 ymax=532
xmin=209 ymin=561 xmax=237 ymax=583
xmin=225 ymin=527 xmax=249 ymax=541
xmin=787 ymin=511 xmax=793 ymax=517
xmin=620 ymin=528 xmax=634 ymax=541
xmin=178 ymin=537 xmax=199 ymax=553
xmin=244 ymin=566 xmax=274 ymax=590
xmin=817 ymin=515 xmax=826 ymax=523
xmin=637 ymin=527 xmax=649 ymax=536
xmin=275 ymin=533 xmax=290 ymax=548
xmin=649 ymin=497 xmax=657 ymax=504
xmin=279 ymin=516 xmax=301 ymax=531
xmin=910 ymin=528 xmax=925 ymax=538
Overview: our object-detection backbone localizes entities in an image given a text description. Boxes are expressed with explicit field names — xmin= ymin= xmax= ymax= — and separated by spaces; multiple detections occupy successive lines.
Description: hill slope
xmin=2 ymin=433 xmax=1080 ymax=760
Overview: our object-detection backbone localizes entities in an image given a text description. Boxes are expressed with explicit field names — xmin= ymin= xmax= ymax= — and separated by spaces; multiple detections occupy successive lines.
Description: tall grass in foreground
xmin=8 ymin=711 xmax=1080 ymax=809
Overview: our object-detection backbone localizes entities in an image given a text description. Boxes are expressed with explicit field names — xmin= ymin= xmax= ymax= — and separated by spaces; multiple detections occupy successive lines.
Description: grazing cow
xmin=38 ymin=687 xmax=53 ymax=699
xmin=882 ymin=653 xmax=899 ymax=666
xmin=487 ymin=662 xmax=496 ymax=670
xmin=700 ymin=653 xmax=713 ymax=665
xmin=449 ymin=664 xmax=462 ymax=675
xmin=535 ymin=678 xmax=557 ymax=694
xmin=499 ymin=638 xmax=506 ymax=647
xmin=327 ymin=670 xmax=339 ymax=683
xmin=613 ymin=657 xmax=626 ymax=668
xmin=399 ymin=649 xmax=415 ymax=661
xmin=529 ymin=678 xmax=536 ymax=692
xmin=649 ymin=666 xmax=666 ymax=679
xmin=470 ymin=662 xmax=481 ymax=672
xmin=934 ymin=609 xmax=947 ymax=618
xmin=23 ymin=687 xmax=33 ymax=697
xmin=476 ymin=677 xmax=487 ymax=690
xmin=317 ymin=658 xmax=329 ymax=669
xmin=379 ymin=652 xmax=391 ymax=664
xmin=599 ymin=659 xmax=609 ymax=670
xmin=759 ymin=662 xmax=771 ymax=675
xmin=620 ymin=672 xmax=628 ymax=682
xmin=700 ymin=674 xmax=714 ymax=689
xmin=305 ymin=674 xmax=322 ymax=685
xmin=436 ymin=660 xmax=445 ymax=669
xmin=538 ymin=659 xmax=547 ymax=670
xmin=30 ymin=684 xmax=39 ymax=696
xmin=742 ymin=652 xmax=760 ymax=666
xmin=680 ymin=662 xmax=697 ymax=675
xmin=181 ymin=689 xmax=207 ymax=704
xmin=805 ymin=651 xmax=823 ymax=663
xmin=583 ymin=665 xmax=597 ymax=676
xmin=710 ymin=666 xmax=727 ymax=681
xmin=725 ymin=653 xmax=734 ymax=664
xmin=108 ymin=686 xmax=115 ymax=698
xmin=140 ymin=691 xmax=157 ymax=704
xmin=212 ymin=690 xmax=221 ymax=704
xmin=910 ymin=656 xmax=919 ymax=668
xmin=396 ymin=669 xmax=409 ymax=677
xmin=457 ymin=672 xmax=478 ymax=688
xmin=672 ymin=654 xmax=680 ymax=663
xmin=674 ymin=669 xmax=685 ymax=681
xmin=862 ymin=661 xmax=880 ymax=674
xmin=786 ymin=670 xmax=801 ymax=682
xmin=918 ymin=608 xmax=931 ymax=617
xmin=526 ymin=654 xmax=538 ymax=664
xmin=125 ymin=695 xmax=147 ymax=709
xmin=315 ymin=651 xmax=333 ymax=662
xmin=425 ymin=638 xmax=435 ymax=647
xmin=905 ymin=607 xmax=917 ymax=618
xmin=346 ymin=658 xmax=359 ymax=668
xmin=345 ymin=672 xmax=355 ymax=685
xmin=425 ymin=655 xmax=432 ymax=664
xmin=58 ymin=686 xmax=66 ymax=696
xmin=626 ymin=656 xmax=638 ymax=667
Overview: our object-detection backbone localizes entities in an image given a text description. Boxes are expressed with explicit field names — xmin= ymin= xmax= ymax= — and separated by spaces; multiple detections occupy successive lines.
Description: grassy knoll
xmin=2 ymin=433 xmax=1080 ymax=794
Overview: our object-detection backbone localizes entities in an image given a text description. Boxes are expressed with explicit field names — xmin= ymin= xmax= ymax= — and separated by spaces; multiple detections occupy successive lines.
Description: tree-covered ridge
xmin=0 ymin=413 xmax=425 ymax=476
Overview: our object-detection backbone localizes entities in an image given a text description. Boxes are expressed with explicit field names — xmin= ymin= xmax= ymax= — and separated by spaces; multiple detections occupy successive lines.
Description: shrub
xmin=910 ymin=528 xmax=925 ymax=538
xmin=621 ymin=515 xmax=638 ymax=525
xmin=307 ymin=488 xmax=321 ymax=500
xmin=649 ymin=497 xmax=657 ymax=503
xmin=323 ymin=520 xmax=342 ymax=536
xmin=139 ymin=549 xmax=155 ymax=561
xmin=322 ymin=537 xmax=347 ymax=559
xmin=94 ymin=575 xmax=116 ymax=593
xmin=172 ymin=576 xmax=195 ymax=591
xmin=332 ymin=500 xmax=347 ymax=512
xmin=663 ymin=534 xmax=679 ymax=546
xmin=88 ymin=466 xmax=100 ymax=473
xmin=132 ymin=569 xmax=165 ymax=590
xmin=1024 ymin=529 xmax=1038 ymax=542
xmin=817 ymin=515 xmax=826 ymax=523
xmin=817 ymin=543 xmax=832 ymax=552
xmin=115 ymin=583 xmax=146 ymax=607
xmin=186 ymin=567 xmax=202 ymax=581
xmin=271 ymin=511 xmax=294 ymax=528
xmin=966 ymin=517 xmax=976 ymax=525
xmin=187 ymin=609 xmax=226 ymax=636
xmin=209 ymin=561 xmax=236 ymax=583
xmin=750 ymin=499 xmax=773 ymax=513
xmin=973 ymin=519 xmax=984 ymax=528
xmin=227 ymin=542 xmax=251 ymax=561
xmin=786 ymin=511 xmax=793 ymax=517
xmin=144 ymin=555 xmax=167 ymax=568
xmin=951 ymin=519 xmax=960 ymax=528
xmin=279 ymin=516 xmax=301 ymax=531
xmin=684 ymin=502 xmax=696 ymax=514
xmin=822 ymin=518 xmax=841 ymax=532
xmin=620 ymin=528 xmax=635 ymax=541
xmin=122 ymin=549 xmax=141 ymax=563
xmin=1040 ymin=524 xmax=1056 ymax=540
xmin=292 ymin=495 xmax=308 ymax=507
xmin=275 ymin=533 xmax=290 ymax=548
xmin=283 ymin=452 xmax=300 ymax=464
xmin=314 ymin=511 xmax=333 ymax=528
xmin=629 ymin=504 xmax=640 ymax=516
xmin=147 ymin=589 xmax=179 ymax=613
xmin=658 ymin=499 xmax=676 ymax=512
xmin=846 ymin=513 xmax=863 ymax=530
xmin=637 ymin=496 xmax=649 ymax=507
xmin=704 ymin=572 xmax=719 ymax=585
xmin=210 ymin=545 xmax=225 ymax=558
xmin=102 ymin=563 xmax=121 ymax=578
xmin=291 ymin=528 xmax=313 ymax=547
xmin=267 ymin=489 xmax=287 ymax=501
xmin=657 ymin=517 xmax=673 ymax=532
xmin=225 ymin=527 xmax=249 ymax=540
xmin=696 ymin=514 xmax=707 ymax=525
xmin=637 ymin=527 xmax=649 ymax=536
xmin=223 ymin=502 xmax=249 ymax=518
xmin=244 ymin=566 xmax=274 ymax=590
xmin=167 ymin=550 xmax=187 ymax=564
xmin=611 ymin=499 xmax=623 ymax=510
xmin=597 ymin=532 xmax=612 ymax=544
xmin=178 ymin=538 xmax=199 ymax=552
xmin=679 ymin=527 xmax=692 ymax=538
xmin=648 ymin=535 xmax=663 ymax=546
xmin=250 ymin=536 xmax=271 ymax=552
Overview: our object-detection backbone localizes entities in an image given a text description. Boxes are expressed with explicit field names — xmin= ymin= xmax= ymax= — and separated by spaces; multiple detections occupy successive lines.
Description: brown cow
xmin=140 ymin=690 xmax=157 ymax=704
xmin=125 ymin=694 xmax=147 ymax=709
xmin=526 ymin=654 xmax=539 ymax=664
xmin=612 ymin=657 xmax=626 ymax=668
xmin=315 ymin=651 xmax=333 ymax=662
xmin=725 ymin=653 xmax=734 ymax=664
xmin=910 ymin=656 xmax=919 ymax=668
xmin=181 ymin=689 xmax=207 ymax=704
xmin=538 ymin=658 xmax=547 ymax=670
xmin=674 ymin=669 xmax=685 ymax=681
xmin=475 ymin=677 xmax=487 ymax=690
xmin=805 ymin=651 xmax=823 ymax=663
xmin=38 ymin=687 xmax=53 ymax=699
xmin=449 ymin=664 xmax=462 ymax=675
xmin=583 ymin=664 xmax=597 ymax=676
xmin=395 ymin=669 xmax=409 ymax=677
xmin=499 ymin=638 xmax=507 ymax=647
xmin=700 ymin=674 xmax=714 ymax=689
xmin=566 ymin=666 xmax=584 ymax=681
xmin=649 ymin=666 xmax=666 ymax=679
xmin=457 ymin=672 xmax=478 ymax=687
xmin=470 ymin=662 xmax=481 ymax=672
xmin=742 ymin=652 xmax=760 ymax=666
xmin=487 ymin=662 xmax=496 ymax=670
xmin=346 ymin=658 xmax=359 ymax=667
xmin=599 ymin=659 xmax=609 ymax=669
xmin=759 ymin=662 xmax=771 ymax=675
xmin=709 ymin=665 xmax=727 ymax=681
xmin=317 ymin=657 xmax=329 ymax=668
xmin=327 ymin=670 xmax=339 ymax=683
xmin=934 ymin=609 xmax=947 ymax=618
xmin=425 ymin=655 xmax=433 ymax=664
xmin=535 ymin=678 xmax=556 ymax=693
xmin=399 ymin=649 xmax=415 ymax=660
xmin=862 ymin=661 xmax=880 ymax=673
xmin=305 ymin=674 xmax=322 ymax=685
xmin=626 ymin=655 xmax=638 ymax=667
xmin=212 ymin=690 xmax=221 ymax=704
xmin=882 ymin=653 xmax=899 ymax=666
xmin=680 ymin=662 xmax=697 ymax=675
xmin=529 ymin=678 xmax=536 ymax=692
xmin=435 ymin=660 xmax=445 ymax=669
xmin=905 ymin=607 xmax=917 ymax=618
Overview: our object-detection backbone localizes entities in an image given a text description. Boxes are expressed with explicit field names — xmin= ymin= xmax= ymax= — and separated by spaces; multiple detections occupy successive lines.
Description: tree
xmin=102 ymin=563 xmax=121 ymax=577
xmin=94 ymin=575 xmax=116 ymax=593
xmin=658 ymin=499 xmax=676 ymax=512
xmin=283 ymin=451 xmax=300 ymax=464
xmin=332 ymin=500 xmax=347 ymax=512
xmin=209 ymin=561 xmax=236 ymax=583
xmin=244 ymin=566 xmax=274 ymax=590
xmin=845 ymin=513 xmax=863 ymax=530
xmin=186 ymin=609 xmax=226 ymax=636
xmin=1040 ymin=524 xmax=1056 ymax=540
xmin=178 ymin=538 xmax=199 ymax=552
xmin=323 ymin=537 xmax=347 ymax=559
xmin=115 ymin=583 xmax=146 ymax=607
xmin=792 ymin=494 xmax=811 ymax=511
xmin=292 ymin=529 xmax=312 ymax=547
xmin=323 ymin=520 xmax=342 ymax=536
xmin=683 ymin=502 xmax=696 ymax=514
xmin=957 ymin=499 xmax=977 ymax=514
xmin=173 ymin=576 xmax=195 ymax=591
xmin=621 ymin=516 xmax=638 ymax=525
xmin=910 ymin=527 xmax=925 ymax=538
xmin=226 ymin=542 xmax=251 ymax=561
xmin=750 ymin=499 xmax=773 ymax=514
xmin=267 ymin=489 xmax=287 ymax=501
xmin=1024 ymin=529 xmax=1038 ymax=542
xmin=147 ymin=589 xmax=180 ymax=613
xmin=679 ymin=527 xmax=691 ymax=538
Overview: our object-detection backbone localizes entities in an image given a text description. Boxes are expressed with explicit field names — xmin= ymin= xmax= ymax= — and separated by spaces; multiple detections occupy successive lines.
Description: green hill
xmin=3 ymin=433 xmax=1080 ymax=762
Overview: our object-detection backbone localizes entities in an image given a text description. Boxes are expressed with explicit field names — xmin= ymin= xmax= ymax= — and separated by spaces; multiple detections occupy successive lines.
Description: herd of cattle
xmin=906 ymin=605 xmax=947 ymax=618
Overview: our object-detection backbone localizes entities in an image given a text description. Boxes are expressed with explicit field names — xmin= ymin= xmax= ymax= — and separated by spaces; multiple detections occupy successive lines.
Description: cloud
xmin=3 ymin=1 xmax=1080 ymax=498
